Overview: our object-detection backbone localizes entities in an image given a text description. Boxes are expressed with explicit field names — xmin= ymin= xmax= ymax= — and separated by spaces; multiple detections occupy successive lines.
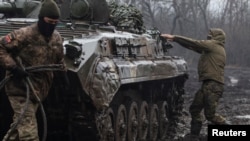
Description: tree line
xmin=111 ymin=0 xmax=250 ymax=68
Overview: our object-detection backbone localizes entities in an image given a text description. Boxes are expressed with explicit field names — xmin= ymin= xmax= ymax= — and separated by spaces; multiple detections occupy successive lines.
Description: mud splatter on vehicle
xmin=0 ymin=0 xmax=189 ymax=141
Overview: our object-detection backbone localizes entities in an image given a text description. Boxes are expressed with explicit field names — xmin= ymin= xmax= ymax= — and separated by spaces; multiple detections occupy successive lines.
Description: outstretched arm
xmin=161 ymin=34 xmax=210 ymax=53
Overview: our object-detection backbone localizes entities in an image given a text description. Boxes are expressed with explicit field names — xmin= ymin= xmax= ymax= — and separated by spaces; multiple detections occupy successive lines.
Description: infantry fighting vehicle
xmin=0 ymin=0 xmax=188 ymax=141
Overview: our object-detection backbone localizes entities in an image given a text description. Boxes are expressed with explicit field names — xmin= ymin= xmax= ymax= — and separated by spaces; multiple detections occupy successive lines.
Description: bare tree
xmin=110 ymin=0 xmax=250 ymax=67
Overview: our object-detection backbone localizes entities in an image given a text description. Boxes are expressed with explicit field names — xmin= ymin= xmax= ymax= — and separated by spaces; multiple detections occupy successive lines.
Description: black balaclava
xmin=38 ymin=0 xmax=60 ymax=37
xmin=38 ymin=17 xmax=57 ymax=37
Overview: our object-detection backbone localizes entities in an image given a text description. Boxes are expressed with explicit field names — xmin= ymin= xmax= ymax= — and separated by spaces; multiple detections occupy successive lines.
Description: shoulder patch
xmin=2 ymin=34 xmax=14 ymax=44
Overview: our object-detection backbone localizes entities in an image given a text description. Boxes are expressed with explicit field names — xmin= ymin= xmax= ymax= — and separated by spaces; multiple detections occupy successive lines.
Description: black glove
xmin=54 ymin=71 xmax=70 ymax=90
xmin=10 ymin=66 xmax=29 ymax=79
xmin=62 ymin=71 xmax=70 ymax=90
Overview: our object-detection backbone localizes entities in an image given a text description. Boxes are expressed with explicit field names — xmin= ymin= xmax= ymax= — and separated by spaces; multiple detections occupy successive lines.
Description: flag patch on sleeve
xmin=2 ymin=35 xmax=13 ymax=44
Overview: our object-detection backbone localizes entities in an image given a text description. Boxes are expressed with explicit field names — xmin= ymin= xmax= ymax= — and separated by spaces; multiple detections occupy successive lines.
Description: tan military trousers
xmin=3 ymin=96 xmax=39 ymax=141
xmin=189 ymin=80 xmax=225 ymax=135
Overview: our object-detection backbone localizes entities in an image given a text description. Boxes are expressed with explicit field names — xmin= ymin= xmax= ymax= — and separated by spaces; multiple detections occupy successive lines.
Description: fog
xmin=114 ymin=0 xmax=250 ymax=68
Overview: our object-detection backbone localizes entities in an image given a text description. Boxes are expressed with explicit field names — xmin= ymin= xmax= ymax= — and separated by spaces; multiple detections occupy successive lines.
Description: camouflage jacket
xmin=0 ymin=23 xmax=65 ymax=100
xmin=173 ymin=28 xmax=226 ymax=84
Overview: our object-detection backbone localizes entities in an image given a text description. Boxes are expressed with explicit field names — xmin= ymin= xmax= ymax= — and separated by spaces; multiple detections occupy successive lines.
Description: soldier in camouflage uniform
xmin=161 ymin=28 xmax=230 ymax=141
xmin=0 ymin=0 xmax=66 ymax=140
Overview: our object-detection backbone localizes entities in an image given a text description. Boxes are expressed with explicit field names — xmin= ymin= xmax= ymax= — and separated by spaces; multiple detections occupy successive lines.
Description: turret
xmin=0 ymin=0 xmax=41 ymax=18
xmin=0 ymin=0 xmax=110 ymax=22
xmin=60 ymin=0 xmax=110 ymax=24
xmin=0 ymin=1 xmax=190 ymax=141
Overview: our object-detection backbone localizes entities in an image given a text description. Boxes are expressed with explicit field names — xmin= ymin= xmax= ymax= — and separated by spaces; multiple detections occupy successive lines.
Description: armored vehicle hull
xmin=0 ymin=19 xmax=188 ymax=141
xmin=0 ymin=0 xmax=189 ymax=141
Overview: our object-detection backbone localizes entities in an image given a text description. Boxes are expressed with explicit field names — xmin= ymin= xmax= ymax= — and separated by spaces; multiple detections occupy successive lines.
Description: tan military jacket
xmin=173 ymin=28 xmax=226 ymax=84
xmin=0 ymin=23 xmax=65 ymax=100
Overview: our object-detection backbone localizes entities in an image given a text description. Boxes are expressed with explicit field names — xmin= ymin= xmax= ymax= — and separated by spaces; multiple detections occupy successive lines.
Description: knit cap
xmin=39 ymin=0 xmax=60 ymax=19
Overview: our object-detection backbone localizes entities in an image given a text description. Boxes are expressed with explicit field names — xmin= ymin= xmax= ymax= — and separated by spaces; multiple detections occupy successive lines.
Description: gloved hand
xmin=10 ymin=66 xmax=29 ymax=79
xmin=54 ymin=71 xmax=70 ymax=91
xmin=62 ymin=71 xmax=70 ymax=90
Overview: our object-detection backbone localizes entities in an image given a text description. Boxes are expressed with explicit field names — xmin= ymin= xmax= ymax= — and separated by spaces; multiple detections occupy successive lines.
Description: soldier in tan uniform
xmin=0 ymin=0 xmax=66 ymax=140
xmin=161 ymin=28 xmax=230 ymax=141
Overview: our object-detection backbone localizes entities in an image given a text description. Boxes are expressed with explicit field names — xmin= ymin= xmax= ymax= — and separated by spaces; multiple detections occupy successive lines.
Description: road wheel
xmin=105 ymin=108 xmax=115 ymax=141
xmin=126 ymin=101 xmax=139 ymax=141
xmin=149 ymin=104 xmax=159 ymax=141
xmin=158 ymin=101 xmax=169 ymax=140
xmin=138 ymin=101 xmax=149 ymax=141
xmin=115 ymin=104 xmax=127 ymax=141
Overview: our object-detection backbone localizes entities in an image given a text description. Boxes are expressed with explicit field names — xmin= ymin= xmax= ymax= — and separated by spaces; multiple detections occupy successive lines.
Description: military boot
xmin=190 ymin=122 xmax=202 ymax=135
xmin=183 ymin=133 xmax=200 ymax=141
xmin=210 ymin=120 xmax=232 ymax=125
xmin=223 ymin=120 xmax=232 ymax=125
xmin=184 ymin=122 xmax=202 ymax=141
xmin=209 ymin=114 xmax=232 ymax=125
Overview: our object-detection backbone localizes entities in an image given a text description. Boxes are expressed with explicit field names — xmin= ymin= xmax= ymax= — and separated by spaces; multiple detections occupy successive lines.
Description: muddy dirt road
xmin=1 ymin=67 xmax=249 ymax=141
xmin=171 ymin=67 xmax=250 ymax=141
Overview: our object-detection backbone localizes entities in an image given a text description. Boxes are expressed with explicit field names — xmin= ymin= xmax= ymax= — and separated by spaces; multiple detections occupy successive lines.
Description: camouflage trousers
xmin=189 ymin=80 xmax=225 ymax=135
xmin=3 ymin=96 xmax=39 ymax=141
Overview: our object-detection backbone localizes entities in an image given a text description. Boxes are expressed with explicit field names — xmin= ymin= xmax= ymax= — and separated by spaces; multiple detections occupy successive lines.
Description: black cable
xmin=0 ymin=76 xmax=11 ymax=90
xmin=38 ymin=97 xmax=47 ymax=141
xmin=0 ymin=65 xmax=64 ymax=141
xmin=25 ymin=64 xmax=64 ymax=72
